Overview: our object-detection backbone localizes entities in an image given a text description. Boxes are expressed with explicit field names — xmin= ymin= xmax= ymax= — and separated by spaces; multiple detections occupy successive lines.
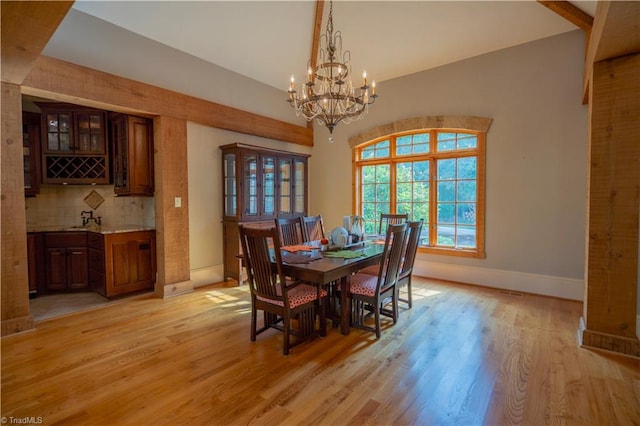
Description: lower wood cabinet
xmin=89 ymin=230 xmax=156 ymax=298
xmin=43 ymin=232 xmax=89 ymax=291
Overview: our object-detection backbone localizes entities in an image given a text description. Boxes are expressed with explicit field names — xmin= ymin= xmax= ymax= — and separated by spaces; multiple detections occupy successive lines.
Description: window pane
xmin=456 ymin=226 xmax=476 ymax=248
xmin=397 ymin=183 xmax=412 ymax=202
xmin=437 ymin=203 xmax=455 ymax=223
xmin=457 ymin=157 xmax=477 ymax=179
xmin=457 ymin=203 xmax=476 ymax=225
xmin=437 ymin=159 xmax=456 ymax=180
xmin=362 ymin=165 xmax=377 ymax=183
xmin=437 ymin=181 xmax=455 ymax=202
xmin=437 ymin=225 xmax=455 ymax=246
xmin=457 ymin=181 xmax=476 ymax=202
xmin=458 ymin=134 xmax=477 ymax=149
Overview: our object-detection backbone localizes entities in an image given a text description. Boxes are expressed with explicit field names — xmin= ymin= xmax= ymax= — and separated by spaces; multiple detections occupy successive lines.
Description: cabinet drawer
xmin=44 ymin=232 xmax=87 ymax=248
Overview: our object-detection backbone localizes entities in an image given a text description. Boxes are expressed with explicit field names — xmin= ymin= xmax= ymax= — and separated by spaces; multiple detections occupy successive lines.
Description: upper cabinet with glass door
xmin=37 ymin=102 xmax=109 ymax=184
xmin=39 ymin=103 xmax=106 ymax=155
xmin=220 ymin=143 xmax=309 ymax=222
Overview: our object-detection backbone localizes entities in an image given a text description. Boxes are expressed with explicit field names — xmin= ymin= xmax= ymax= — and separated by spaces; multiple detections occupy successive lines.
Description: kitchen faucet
xmin=81 ymin=210 xmax=102 ymax=226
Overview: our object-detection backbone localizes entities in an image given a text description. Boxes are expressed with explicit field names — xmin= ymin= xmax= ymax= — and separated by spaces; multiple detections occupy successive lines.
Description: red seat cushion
xmin=349 ymin=273 xmax=378 ymax=297
xmin=257 ymin=283 xmax=327 ymax=309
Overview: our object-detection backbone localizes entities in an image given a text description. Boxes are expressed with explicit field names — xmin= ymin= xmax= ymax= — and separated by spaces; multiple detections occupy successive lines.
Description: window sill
xmin=418 ymin=246 xmax=485 ymax=259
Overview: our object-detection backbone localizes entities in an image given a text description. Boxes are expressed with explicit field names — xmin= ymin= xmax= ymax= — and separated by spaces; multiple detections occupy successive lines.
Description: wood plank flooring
xmin=2 ymin=277 xmax=639 ymax=425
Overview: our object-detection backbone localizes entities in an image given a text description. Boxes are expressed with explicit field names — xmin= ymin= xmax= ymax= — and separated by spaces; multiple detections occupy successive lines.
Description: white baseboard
xmin=190 ymin=265 xmax=225 ymax=288
xmin=191 ymin=261 xmax=584 ymax=301
xmin=413 ymin=260 xmax=584 ymax=301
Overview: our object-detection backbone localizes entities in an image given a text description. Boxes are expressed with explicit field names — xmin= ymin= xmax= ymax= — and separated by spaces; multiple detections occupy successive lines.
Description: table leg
xmin=340 ymin=276 xmax=350 ymax=335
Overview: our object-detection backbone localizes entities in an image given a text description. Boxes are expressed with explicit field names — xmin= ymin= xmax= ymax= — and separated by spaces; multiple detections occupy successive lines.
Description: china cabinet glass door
xmin=279 ymin=158 xmax=292 ymax=215
xmin=243 ymin=154 xmax=258 ymax=217
xmin=294 ymin=159 xmax=306 ymax=214
xmin=262 ymin=155 xmax=276 ymax=217
xmin=223 ymin=152 xmax=237 ymax=217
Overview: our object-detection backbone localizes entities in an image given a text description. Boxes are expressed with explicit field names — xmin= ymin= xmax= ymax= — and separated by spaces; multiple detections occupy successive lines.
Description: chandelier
xmin=287 ymin=0 xmax=378 ymax=135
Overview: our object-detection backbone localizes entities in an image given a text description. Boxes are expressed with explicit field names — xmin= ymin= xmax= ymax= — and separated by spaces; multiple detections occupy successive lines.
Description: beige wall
xmin=310 ymin=30 xmax=588 ymax=300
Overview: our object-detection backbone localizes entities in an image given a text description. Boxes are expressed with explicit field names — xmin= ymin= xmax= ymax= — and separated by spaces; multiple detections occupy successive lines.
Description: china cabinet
xmin=220 ymin=143 xmax=309 ymax=281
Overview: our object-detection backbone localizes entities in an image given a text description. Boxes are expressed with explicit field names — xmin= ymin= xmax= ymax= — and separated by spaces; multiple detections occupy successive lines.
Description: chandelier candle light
xmin=287 ymin=0 xmax=378 ymax=136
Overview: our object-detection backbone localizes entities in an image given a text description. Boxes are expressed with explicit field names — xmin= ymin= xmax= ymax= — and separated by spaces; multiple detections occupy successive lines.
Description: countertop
xmin=27 ymin=225 xmax=155 ymax=235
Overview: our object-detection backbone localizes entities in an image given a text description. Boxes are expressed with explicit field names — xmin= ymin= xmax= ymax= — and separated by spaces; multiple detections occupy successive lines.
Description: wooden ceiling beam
xmin=537 ymin=1 xmax=593 ymax=31
xmin=1 ymin=1 xmax=74 ymax=84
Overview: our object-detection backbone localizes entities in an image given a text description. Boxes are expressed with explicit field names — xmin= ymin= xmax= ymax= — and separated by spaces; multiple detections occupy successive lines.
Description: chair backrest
xmin=377 ymin=222 xmax=408 ymax=293
xmin=276 ymin=217 xmax=305 ymax=246
xmin=399 ymin=220 xmax=424 ymax=279
xmin=239 ymin=225 xmax=286 ymax=304
xmin=378 ymin=213 xmax=408 ymax=235
xmin=302 ymin=215 xmax=325 ymax=241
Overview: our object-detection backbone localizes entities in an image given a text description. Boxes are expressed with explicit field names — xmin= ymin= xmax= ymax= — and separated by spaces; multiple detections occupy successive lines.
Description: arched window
xmin=352 ymin=116 xmax=490 ymax=258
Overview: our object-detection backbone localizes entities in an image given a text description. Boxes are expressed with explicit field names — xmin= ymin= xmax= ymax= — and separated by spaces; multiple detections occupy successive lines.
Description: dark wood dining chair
xmin=302 ymin=214 xmax=326 ymax=242
xmin=239 ymin=225 xmax=326 ymax=355
xmin=348 ymin=222 xmax=408 ymax=338
xmin=359 ymin=220 xmax=424 ymax=309
xmin=378 ymin=213 xmax=408 ymax=235
xmin=276 ymin=217 xmax=305 ymax=246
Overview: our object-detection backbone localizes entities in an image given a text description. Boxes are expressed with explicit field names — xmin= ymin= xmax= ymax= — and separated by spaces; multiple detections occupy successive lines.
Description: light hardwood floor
xmin=2 ymin=277 xmax=639 ymax=425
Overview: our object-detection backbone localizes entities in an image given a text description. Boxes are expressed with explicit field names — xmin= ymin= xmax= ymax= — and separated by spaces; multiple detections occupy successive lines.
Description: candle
xmin=372 ymin=80 xmax=376 ymax=96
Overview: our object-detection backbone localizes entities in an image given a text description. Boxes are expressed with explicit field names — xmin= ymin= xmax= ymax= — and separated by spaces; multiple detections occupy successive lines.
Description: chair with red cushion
xmin=359 ymin=219 xmax=424 ymax=308
xmin=348 ymin=222 xmax=408 ymax=338
xmin=239 ymin=225 xmax=326 ymax=355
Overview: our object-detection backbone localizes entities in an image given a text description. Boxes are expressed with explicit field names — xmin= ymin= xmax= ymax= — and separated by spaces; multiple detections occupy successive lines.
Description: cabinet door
xmin=112 ymin=114 xmax=154 ymax=196
xmin=242 ymin=153 xmax=259 ymax=218
xmin=128 ymin=116 xmax=154 ymax=195
xmin=278 ymin=157 xmax=293 ymax=216
xmin=66 ymin=248 xmax=89 ymax=289
xmin=42 ymin=111 xmax=73 ymax=153
xmin=23 ymin=112 xmax=41 ymax=196
xmin=222 ymin=151 xmax=237 ymax=218
xmin=45 ymin=248 xmax=67 ymax=290
xmin=261 ymin=154 xmax=277 ymax=219
xmin=75 ymin=111 xmax=106 ymax=154
xmin=293 ymin=158 xmax=307 ymax=215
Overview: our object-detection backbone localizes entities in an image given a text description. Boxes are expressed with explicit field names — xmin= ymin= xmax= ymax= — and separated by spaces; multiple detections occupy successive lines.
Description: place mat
xmin=282 ymin=252 xmax=323 ymax=264
xmin=323 ymin=250 xmax=366 ymax=259
xmin=281 ymin=244 xmax=314 ymax=252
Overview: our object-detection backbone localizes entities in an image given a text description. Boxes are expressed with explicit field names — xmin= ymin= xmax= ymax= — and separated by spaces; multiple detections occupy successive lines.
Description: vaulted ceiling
xmin=44 ymin=1 xmax=597 ymax=92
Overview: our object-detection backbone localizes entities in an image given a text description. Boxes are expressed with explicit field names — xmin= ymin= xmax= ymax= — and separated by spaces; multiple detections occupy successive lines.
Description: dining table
xmin=279 ymin=241 xmax=385 ymax=335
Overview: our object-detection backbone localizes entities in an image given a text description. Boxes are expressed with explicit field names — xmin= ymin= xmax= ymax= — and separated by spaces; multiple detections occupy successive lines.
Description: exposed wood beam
xmin=23 ymin=56 xmax=313 ymax=147
xmin=537 ymin=1 xmax=593 ymax=31
xmin=583 ymin=1 xmax=640 ymax=103
xmin=310 ymin=0 xmax=325 ymax=72
xmin=305 ymin=0 xmax=325 ymax=131
xmin=0 ymin=1 xmax=73 ymax=85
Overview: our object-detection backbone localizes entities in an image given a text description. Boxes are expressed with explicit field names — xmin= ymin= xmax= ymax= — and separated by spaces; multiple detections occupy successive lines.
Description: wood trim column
xmin=580 ymin=53 xmax=640 ymax=358
xmin=1 ymin=82 xmax=34 ymax=335
xmin=154 ymin=116 xmax=193 ymax=297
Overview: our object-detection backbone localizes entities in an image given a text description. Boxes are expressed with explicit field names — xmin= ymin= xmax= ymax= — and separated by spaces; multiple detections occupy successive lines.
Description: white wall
xmin=310 ymin=30 xmax=588 ymax=300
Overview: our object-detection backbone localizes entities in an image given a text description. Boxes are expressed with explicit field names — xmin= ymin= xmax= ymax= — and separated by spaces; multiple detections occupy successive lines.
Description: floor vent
xmin=499 ymin=290 xmax=524 ymax=297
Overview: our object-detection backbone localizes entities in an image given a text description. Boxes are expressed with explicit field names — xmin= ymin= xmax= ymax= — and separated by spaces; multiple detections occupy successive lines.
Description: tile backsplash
xmin=25 ymin=185 xmax=155 ymax=228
